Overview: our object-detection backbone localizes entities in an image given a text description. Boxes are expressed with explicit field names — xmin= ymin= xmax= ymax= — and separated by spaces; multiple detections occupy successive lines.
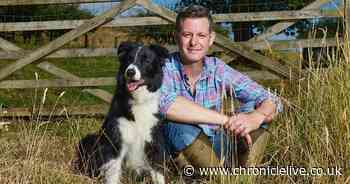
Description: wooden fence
xmin=0 ymin=0 xmax=347 ymax=117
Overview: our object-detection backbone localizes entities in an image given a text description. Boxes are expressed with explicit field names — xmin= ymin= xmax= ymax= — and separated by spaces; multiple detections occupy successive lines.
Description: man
xmin=159 ymin=5 xmax=282 ymax=168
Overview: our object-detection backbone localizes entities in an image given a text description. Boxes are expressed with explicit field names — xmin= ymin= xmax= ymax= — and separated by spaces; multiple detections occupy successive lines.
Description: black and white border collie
xmin=75 ymin=42 xmax=169 ymax=184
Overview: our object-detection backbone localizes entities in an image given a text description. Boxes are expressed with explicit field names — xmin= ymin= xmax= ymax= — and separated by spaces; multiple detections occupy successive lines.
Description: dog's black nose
xmin=126 ymin=68 xmax=136 ymax=78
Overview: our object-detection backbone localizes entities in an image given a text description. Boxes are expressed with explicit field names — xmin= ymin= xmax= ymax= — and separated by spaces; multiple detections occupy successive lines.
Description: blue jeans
xmin=162 ymin=122 xmax=239 ymax=166
xmin=162 ymin=121 xmax=268 ymax=166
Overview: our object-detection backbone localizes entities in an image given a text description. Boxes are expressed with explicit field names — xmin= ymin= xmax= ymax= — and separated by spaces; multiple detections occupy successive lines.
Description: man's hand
xmin=224 ymin=111 xmax=266 ymax=145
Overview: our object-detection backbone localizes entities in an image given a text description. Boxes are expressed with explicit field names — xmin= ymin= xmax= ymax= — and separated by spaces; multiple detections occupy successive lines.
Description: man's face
xmin=177 ymin=17 xmax=215 ymax=64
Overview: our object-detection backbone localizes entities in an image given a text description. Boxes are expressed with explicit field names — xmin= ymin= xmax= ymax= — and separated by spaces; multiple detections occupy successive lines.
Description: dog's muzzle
xmin=125 ymin=64 xmax=144 ymax=92
xmin=125 ymin=64 xmax=141 ymax=80
xmin=126 ymin=68 xmax=136 ymax=78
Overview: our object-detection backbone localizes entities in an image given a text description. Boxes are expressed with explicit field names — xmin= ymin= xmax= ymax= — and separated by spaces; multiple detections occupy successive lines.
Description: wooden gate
xmin=0 ymin=0 xmax=346 ymax=117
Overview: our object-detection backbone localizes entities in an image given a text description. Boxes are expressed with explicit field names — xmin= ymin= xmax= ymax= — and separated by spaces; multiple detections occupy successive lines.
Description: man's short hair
xmin=176 ymin=5 xmax=214 ymax=33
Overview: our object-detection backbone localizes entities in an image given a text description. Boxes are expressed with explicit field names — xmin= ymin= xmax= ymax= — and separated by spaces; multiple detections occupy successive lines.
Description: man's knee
xmin=162 ymin=122 xmax=202 ymax=155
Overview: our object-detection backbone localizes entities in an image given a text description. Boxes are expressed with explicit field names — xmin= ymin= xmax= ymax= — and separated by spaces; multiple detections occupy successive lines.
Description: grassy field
xmin=0 ymin=118 xmax=100 ymax=184
xmin=0 ymin=36 xmax=349 ymax=183
xmin=0 ymin=56 xmax=118 ymax=108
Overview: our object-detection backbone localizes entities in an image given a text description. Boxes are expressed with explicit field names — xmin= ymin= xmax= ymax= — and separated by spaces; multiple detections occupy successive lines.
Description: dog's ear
xmin=117 ymin=42 xmax=139 ymax=60
xmin=149 ymin=44 xmax=169 ymax=60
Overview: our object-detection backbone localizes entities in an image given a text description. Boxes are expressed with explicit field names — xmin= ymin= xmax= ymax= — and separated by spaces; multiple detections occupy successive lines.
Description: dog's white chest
xmin=128 ymin=93 xmax=159 ymax=139
xmin=118 ymin=90 xmax=160 ymax=144
xmin=117 ymin=94 xmax=160 ymax=170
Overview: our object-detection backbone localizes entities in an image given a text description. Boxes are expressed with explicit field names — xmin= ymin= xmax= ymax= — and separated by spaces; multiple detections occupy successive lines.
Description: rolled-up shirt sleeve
xmin=223 ymin=64 xmax=283 ymax=114
xmin=159 ymin=62 xmax=178 ymax=119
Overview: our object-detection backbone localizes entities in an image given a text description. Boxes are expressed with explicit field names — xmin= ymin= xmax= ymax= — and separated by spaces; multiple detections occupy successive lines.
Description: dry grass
xmin=0 ymin=118 xmax=100 ymax=184
xmin=257 ymin=30 xmax=350 ymax=183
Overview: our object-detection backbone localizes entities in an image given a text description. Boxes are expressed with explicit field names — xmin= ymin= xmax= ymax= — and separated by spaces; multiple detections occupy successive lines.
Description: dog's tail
xmin=72 ymin=133 xmax=102 ymax=177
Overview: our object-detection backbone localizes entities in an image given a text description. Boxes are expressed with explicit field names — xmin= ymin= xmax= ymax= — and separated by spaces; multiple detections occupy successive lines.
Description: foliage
xmin=119 ymin=0 xmax=340 ymax=44
xmin=287 ymin=0 xmax=314 ymax=10
xmin=174 ymin=0 xmax=340 ymax=41
xmin=0 ymin=4 xmax=93 ymax=43
xmin=0 ymin=4 xmax=93 ymax=22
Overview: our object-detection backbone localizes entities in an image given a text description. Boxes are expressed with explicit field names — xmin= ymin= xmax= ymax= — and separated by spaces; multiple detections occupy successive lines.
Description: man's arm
xmin=225 ymin=99 xmax=277 ymax=132
xmin=254 ymin=98 xmax=277 ymax=122
xmin=166 ymin=96 xmax=229 ymax=126
xmin=219 ymin=62 xmax=282 ymax=144
xmin=224 ymin=99 xmax=277 ymax=145
xmin=159 ymin=58 xmax=229 ymax=126
xmin=166 ymin=95 xmax=257 ymax=145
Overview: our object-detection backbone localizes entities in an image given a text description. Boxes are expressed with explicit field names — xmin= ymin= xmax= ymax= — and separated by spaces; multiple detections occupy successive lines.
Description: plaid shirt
xmin=159 ymin=52 xmax=283 ymax=136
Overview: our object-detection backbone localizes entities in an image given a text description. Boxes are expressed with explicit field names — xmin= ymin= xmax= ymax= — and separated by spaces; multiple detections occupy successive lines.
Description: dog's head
xmin=117 ymin=42 xmax=168 ymax=95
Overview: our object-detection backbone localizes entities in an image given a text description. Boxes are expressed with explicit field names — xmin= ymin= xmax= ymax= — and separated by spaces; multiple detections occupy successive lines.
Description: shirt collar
xmin=173 ymin=52 xmax=213 ymax=81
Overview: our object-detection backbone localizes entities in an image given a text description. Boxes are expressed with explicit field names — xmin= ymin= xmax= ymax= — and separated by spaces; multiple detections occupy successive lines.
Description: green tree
xmin=175 ymin=0 xmax=291 ymax=41
xmin=0 ymin=4 xmax=93 ymax=43
xmin=174 ymin=0 xmax=340 ymax=41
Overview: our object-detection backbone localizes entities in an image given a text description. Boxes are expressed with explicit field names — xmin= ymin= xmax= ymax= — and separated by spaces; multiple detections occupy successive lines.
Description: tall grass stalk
xmin=259 ymin=30 xmax=349 ymax=183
